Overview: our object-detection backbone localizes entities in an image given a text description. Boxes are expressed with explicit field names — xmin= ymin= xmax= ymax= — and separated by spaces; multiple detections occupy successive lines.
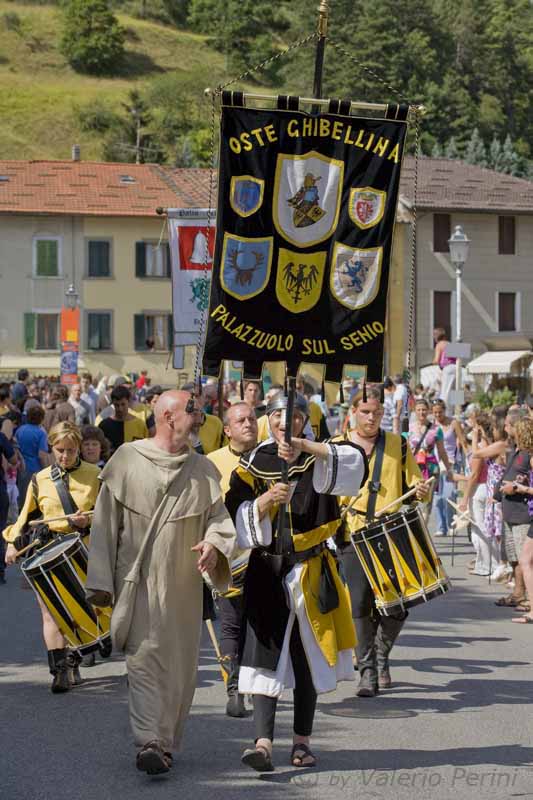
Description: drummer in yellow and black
xmin=335 ymin=386 xmax=430 ymax=698
xmin=3 ymin=422 xmax=100 ymax=694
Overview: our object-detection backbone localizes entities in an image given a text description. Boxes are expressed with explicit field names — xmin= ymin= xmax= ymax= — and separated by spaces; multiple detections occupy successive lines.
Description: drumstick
xmin=340 ymin=491 xmax=363 ymax=520
xmin=205 ymin=618 xmax=228 ymax=686
xmin=13 ymin=538 xmax=42 ymax=558
xmin=28 ymin=510 xmax=94 ymax=528
xmin=374 ymin=477 xmax=435 ymax=519
xmin=446 ymin=498 xmax=475 ymax=527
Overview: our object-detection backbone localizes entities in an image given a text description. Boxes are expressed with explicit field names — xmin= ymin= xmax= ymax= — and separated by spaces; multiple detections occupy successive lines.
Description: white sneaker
xmin=434 ymin=531 xmax=445 ymax=537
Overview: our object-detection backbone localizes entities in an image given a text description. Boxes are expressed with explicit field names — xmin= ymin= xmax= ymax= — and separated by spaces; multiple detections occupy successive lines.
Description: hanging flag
xmin=60 ymin=307 xmax=80 ymax=385
xmin=168 ymin=208 xmax=216 ymax=369
xmin=202 ymin=96 xmax=409 ymax=383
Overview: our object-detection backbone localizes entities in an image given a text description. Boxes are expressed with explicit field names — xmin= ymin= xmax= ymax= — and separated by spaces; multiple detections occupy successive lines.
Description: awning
xmin=466 ymin=350 xmax=532 ymax=375
xmin=0 ymin=355 xmax=86 ymax=375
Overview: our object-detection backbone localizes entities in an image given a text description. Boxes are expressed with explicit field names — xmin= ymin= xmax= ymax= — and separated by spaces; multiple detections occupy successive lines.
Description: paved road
xmin=1 ymin=532 xmax=532 ymax=800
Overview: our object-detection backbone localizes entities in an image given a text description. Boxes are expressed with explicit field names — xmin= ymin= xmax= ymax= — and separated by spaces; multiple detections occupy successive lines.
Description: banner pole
xmin=311 ymin=0 xmax=330 ymax=113
xmin=273 ymin=2 xmax=330 ymax=566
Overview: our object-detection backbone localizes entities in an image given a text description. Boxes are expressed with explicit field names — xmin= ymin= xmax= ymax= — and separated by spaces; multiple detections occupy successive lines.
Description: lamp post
xmin=64 ymin=283 xmax=79 ymax=310
xmin=62 ymin=283 xmax=80 ymax=384
xmin=448 ymin=225 xmax=470 ymax=419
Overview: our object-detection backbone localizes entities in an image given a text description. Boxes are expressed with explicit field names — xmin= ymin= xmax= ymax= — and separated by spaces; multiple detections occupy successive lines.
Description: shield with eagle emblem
xmin=220 ymin=233 xmax=273 ymax=301
xmin=273 ymin=151 xmax=344 ymax=248
xmin=330 ymin=243 xmax=383 ymax=310
xmin=275 ymin=248 xmax=327 ymax=313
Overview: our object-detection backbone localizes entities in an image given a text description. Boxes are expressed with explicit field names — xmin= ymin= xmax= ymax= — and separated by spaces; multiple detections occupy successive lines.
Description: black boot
xmin=81 ymin=652 xmax=96 ymax=668
xmin=376 ymin=612 xmax=407 ymax=689
xmin=354 ymin=616 xmax=379 ymax=697
xmin=66 ymin=650 xmax=83 ymax=686
xmin=225 ymin=657 xmax=247 ymax=718
xmin=47 ymin=649 xmax=71 ymax=694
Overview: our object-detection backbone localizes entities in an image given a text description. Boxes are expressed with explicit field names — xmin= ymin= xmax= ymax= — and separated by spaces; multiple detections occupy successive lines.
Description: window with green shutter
xmin=87 ymin=241 xmax=111 ymax=277
xmin=35 ymin=238 xmax=59 ymax=276
xmin=35 ymin=314 xmax=59 ymax=350
xmin=24 ymin=313 xmax=35 ymax=350
xmin=87 ymin=312 xmax=112 ymax=349
xmin=134 ymin=313 xmax=172 ymax=350
xmin=135 ymin=242 xmax=171 ymax=278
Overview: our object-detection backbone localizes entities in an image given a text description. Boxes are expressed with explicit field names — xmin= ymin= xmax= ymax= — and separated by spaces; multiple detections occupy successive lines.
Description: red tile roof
xmin=0 ymin=161 xmax=189 ymax=217
xmin=0 ymin=156 xmax=532 ymax=216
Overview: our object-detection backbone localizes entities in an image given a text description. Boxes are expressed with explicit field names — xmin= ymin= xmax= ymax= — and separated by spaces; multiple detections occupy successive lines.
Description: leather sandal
xmin=291 ymin=743 xmax=317 ymax=768
xmin=494 ymin=595 xmax=526 ymax=607
xmin=241 ymin=745 xmax=274 ymax=772
xmin=136 ymin=740 xmax=171 ymax=775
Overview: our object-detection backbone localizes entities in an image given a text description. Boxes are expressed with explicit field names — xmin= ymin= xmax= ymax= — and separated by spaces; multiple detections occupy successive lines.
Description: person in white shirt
xmin=392 ymin=374 xmax=409 ymax=434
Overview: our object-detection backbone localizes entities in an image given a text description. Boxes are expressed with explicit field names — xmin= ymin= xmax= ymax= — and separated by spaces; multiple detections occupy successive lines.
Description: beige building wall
xmin=0 ymin=213 xmax=84 ymax=374
xmin=413 ymin=211 xmax=533 ymax=368
xmin=82 ymin=216 xmax=187 ymax=385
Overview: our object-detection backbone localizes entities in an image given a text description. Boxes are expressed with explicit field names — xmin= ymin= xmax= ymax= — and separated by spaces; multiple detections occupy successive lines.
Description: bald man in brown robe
xmin=86 ymin=390 xmax=236 ymax=776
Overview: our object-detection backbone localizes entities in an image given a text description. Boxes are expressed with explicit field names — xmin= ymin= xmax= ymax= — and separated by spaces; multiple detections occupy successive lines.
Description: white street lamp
xmin=64 ymin=283 xmax=79 ymax=310
xmin=447 ymin=225 xmax=470 ymax=418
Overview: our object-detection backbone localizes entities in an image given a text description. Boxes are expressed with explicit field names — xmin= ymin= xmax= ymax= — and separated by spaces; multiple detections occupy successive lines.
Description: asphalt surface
xmin=1 ymin=531 xmax=533 ymax=800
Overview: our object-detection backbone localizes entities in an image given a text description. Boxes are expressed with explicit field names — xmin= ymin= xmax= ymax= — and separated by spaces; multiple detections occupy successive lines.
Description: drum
xmin=351 ymin=505 xmax=451 ymax=616
xmin=22 ymin=534 xmax=112 ymax=656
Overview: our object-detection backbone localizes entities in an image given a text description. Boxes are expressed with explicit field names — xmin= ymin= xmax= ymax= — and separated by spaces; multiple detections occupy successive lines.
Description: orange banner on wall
xmin=60 ymin=307 xmax=80 ymax=384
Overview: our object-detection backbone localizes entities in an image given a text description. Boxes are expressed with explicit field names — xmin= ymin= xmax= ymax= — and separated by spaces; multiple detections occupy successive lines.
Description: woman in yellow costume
xmin=4 ymin=422 xmax=100 ymax=693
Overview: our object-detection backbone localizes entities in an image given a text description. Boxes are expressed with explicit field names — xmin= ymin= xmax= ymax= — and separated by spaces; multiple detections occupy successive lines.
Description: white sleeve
xmin=312 ymin=443 xmax=367 ymax=496
xmin=235 ymin=499 xmax=273 ymax=549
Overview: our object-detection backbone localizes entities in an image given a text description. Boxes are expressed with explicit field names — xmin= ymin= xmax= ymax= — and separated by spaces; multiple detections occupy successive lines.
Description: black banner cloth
xmin=203 ymin=104 xmax=408 ymax=382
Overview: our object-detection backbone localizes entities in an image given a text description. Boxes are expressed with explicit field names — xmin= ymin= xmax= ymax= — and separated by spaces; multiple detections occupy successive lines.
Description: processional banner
xmin=168 ymin=208 xmax=216 ymax=369
xmin=202 ymin=96 xmax=409 ymax=383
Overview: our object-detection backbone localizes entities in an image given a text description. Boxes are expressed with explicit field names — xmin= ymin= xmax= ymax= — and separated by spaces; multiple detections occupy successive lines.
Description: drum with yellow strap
xmin=22 ymin=534 xmax=112 ymax=656
xmin=351 ymin=505 xmax=451 ymax=616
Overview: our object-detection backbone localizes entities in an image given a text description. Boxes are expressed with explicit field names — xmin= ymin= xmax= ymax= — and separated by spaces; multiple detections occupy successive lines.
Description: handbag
xmin=318 ymin=552 xmax=340 ymax=614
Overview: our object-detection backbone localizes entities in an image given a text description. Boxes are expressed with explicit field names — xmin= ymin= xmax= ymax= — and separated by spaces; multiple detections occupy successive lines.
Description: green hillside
xmin=0 ymin=1 xmax=226 ymax=160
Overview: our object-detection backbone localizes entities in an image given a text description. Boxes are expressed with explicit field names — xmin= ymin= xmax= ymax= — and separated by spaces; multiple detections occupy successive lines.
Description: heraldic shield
xmin=275 ymin=247 xmax=327 ymax=313
xmin=274 ymin=151 xmax=344 ymax=248
xmin=220 ymin=233 xmax=273 ymax=301
xmin=330 ymin=243 xmax=383 ymax=310
xmin=230 ymin=175 xmax=264 ymax=218
xmin=349 ymin=187 xmax=386 ymax=230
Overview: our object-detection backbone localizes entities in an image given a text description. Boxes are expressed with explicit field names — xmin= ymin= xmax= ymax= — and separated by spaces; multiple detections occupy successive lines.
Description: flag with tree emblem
xmin=168 ymin=208 xmax=216 ymax=368
xmin=202 ymin=96 xmax=409 ymax=383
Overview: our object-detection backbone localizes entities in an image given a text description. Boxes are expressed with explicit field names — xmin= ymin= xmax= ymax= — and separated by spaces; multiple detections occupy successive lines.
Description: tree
xmin=500 ymin=134 xmax=520 ymax=176
xmin=431 ymin=141 xmax=442 ymax=157
xmin=464 ymin=128 xmax=487 ymax=167
xmin=60 ymin=0 xmax=125 ymax=75
xmin=161 ymin=0 xmax=190 ymax=26
xmin=188 ymin=0 xmax=290 ymax=84
xmin=102 ymin=90 xmax=165 ymax=163
xmin=489 ymin=135 xmax=503 ymax=171
xmin=445 ymin=137 xmax=460 ymax=159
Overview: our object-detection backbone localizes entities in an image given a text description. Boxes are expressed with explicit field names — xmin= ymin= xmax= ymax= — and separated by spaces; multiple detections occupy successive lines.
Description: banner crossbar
xmin=204 ymin=88 xmax=425 ymax=117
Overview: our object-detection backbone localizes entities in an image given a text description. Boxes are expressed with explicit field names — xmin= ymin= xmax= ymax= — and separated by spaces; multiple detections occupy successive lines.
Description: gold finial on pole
xmin=318 ymin=0 xmax=330 ymax=37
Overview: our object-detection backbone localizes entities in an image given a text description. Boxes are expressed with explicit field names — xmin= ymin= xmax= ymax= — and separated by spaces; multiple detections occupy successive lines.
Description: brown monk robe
xmin=86 ymin=390 xmax=236 ymax=776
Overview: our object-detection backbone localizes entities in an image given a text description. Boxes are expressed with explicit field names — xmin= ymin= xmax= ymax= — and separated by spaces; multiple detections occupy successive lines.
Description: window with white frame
xmin=34 ymin=237 xmax=61 ymax=277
